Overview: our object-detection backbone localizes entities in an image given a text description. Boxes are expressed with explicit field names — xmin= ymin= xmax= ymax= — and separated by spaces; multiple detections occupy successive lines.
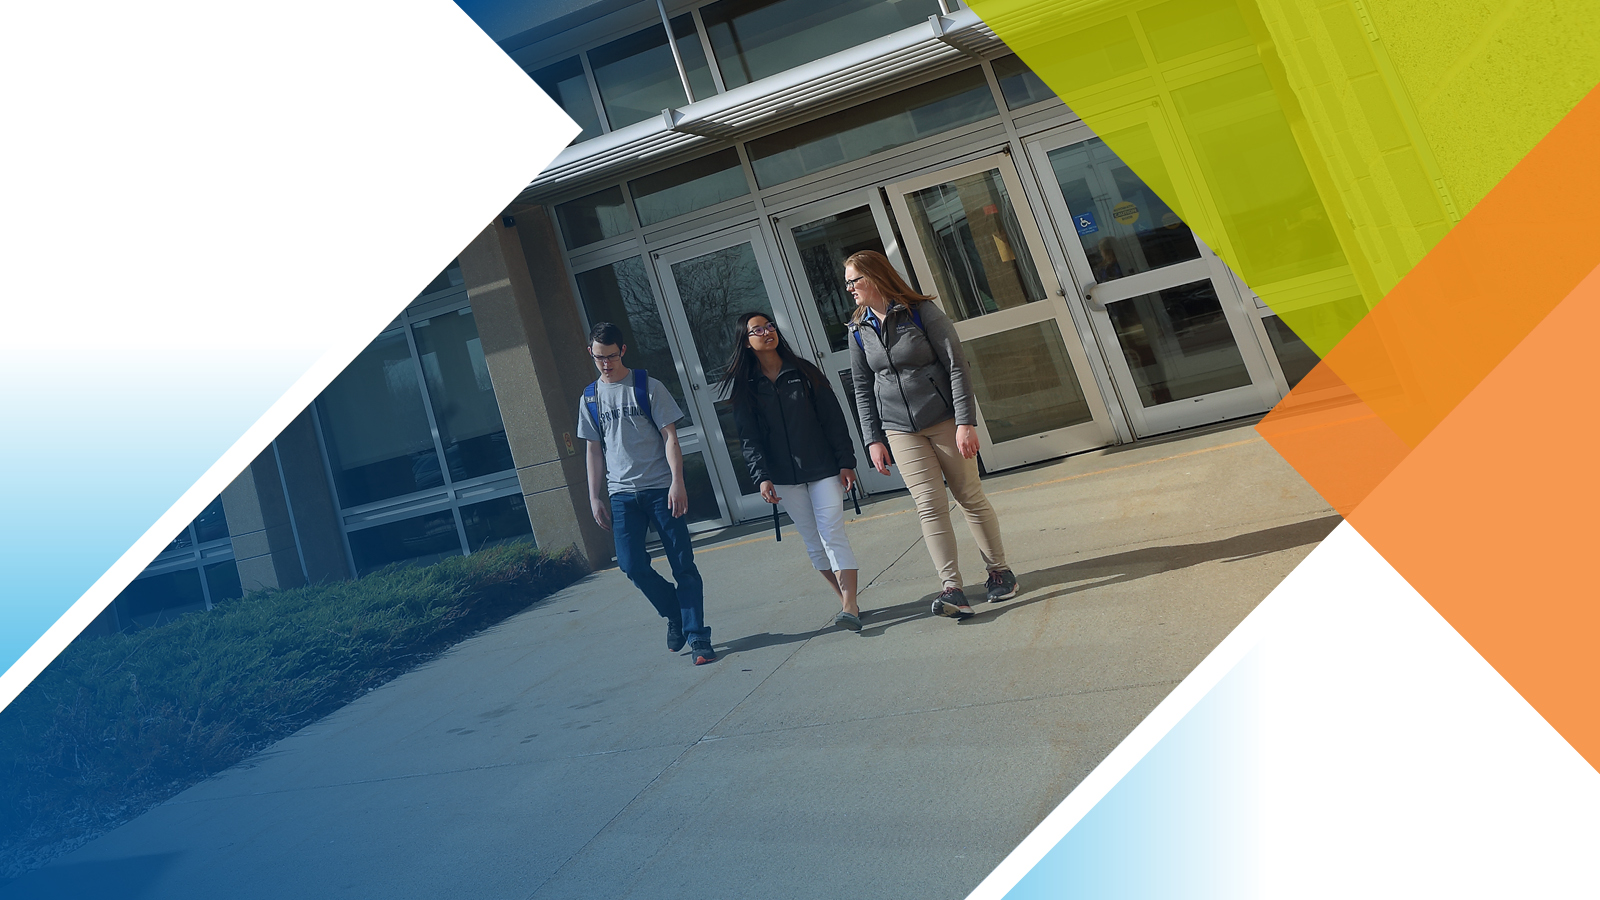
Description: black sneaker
xmin=692 ymin=640 xmax=717 ymax=665
xmin=667 ymin=619 xmax=686 ymax=653
xmin=985 ymin=569 xmax=1019 ymax=602
xmin=932 ymin=586 xmax=974 ymax=619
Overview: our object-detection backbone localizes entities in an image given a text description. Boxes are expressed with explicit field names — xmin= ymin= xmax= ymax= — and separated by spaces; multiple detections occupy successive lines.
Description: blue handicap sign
xmin=1074 ymin=210 xmax=1099 ymax=235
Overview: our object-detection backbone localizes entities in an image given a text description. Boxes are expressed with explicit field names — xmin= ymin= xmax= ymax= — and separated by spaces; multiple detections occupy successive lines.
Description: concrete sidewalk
xmin=3 ymin=421 xmax=1337 ymax=900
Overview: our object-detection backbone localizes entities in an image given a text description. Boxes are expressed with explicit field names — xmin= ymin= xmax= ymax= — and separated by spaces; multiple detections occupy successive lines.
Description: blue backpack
xmin=852 ymin=305 xmax=925 ymax=352
xmin=584 ymin=369 xmax=654 ymax=445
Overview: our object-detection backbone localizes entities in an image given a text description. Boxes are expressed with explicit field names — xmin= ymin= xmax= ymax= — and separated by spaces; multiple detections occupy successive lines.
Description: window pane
xmin=672 ymin=15 xmax=718 ymax=102
xmin=748 ymin=68 xmax=997 ymax=187
xmin=316 ymin=330 xmax=445 ymax=508
xmin=790 ymin=205 xmax=884 ymax=353
xmin=556 ymin=185 xmax=632 ymax=250
xmin=963 ymin=321 xmax=1093 ymax=443
xmin=526 ymin=56 xmax=603 ymax=143
xmin=412 ymin=308 xmax=515 ymax=482
xmin=992 ymin=54 xmax=1055 ymax=110
xmin=1262 ymin=314 xmax=1321 ymax=389
xmin=461 ymin=494 xmax=536 ymax=552
xmin=1046 ymin=129 xmax=1200 ymax=286
xmin=702 ymin=0 xmax=942 ymax=89
xmin=903 ymin=168 xmax=1047 ymax=321
xmin=1106 ymin=280 xmax=1252 ymax=407
xmin=679 ymin=451 xmax=722 ymax=524
xmin=590 ymin=22 xmax=689 ymax=131
xmin=204 ymin=560 xmax=244 ymax=603
xmin=573 ymin=257 xmax=693 ymax=426
xmin=192 ymin=496 xmax=229 ymax=544
xmin=419 ymin=259 xmax=465 ymax=296
xmin=630 ymin=148 xmax=749 ymax=226
xmin=667 ymin=242 xmax=772 ymax=383
xmin=348 ymin=511 xmax=463 ymax=576
xmin=114 ymin=568 xmax=206 ymax=630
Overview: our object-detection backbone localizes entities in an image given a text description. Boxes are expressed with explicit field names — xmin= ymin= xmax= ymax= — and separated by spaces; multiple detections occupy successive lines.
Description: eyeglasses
xmin=590 ymin=351 xmax=622 ymax=362
xmin=747 ymin=324 xmax=778 ymax=337
xmin=844 ymin=275 xmax=867 ymax=291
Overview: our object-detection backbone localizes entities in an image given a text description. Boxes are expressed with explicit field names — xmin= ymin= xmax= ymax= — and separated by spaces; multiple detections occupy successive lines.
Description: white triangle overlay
xmin=968 ymin=521 xmax=1600 ymax=899
xmin=0 ymin=0 xmax=577 ymax=712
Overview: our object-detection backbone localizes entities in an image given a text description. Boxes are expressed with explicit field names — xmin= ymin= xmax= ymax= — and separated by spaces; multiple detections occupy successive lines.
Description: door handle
xmin=1083 ymin=282 xmax=1107 ymax=312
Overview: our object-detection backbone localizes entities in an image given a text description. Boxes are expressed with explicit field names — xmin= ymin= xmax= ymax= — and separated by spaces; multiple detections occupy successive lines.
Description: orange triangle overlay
xmin=1260 ymin=80 xmax=1600 ymax=515
xmin=1349 ymin=263 xmax=1600 ymax=770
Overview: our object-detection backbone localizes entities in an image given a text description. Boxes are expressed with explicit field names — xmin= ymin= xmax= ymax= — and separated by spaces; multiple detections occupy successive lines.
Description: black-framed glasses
xmin=590 ymin=351 xmax=622 ymax=362
xmin=844 ymin=275 xmax=867 ymax=291
xmin=747 ymin=324 xmax=778 ymax=337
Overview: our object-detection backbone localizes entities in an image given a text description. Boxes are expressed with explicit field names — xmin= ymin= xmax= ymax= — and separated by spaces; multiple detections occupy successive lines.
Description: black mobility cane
xmin=772 ymin=499 xmax=782 ymax=541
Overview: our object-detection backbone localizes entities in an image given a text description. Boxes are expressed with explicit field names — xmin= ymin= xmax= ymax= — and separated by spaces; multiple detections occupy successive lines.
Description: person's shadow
xmin=713 ymin=514 xmax=1341 ymax=653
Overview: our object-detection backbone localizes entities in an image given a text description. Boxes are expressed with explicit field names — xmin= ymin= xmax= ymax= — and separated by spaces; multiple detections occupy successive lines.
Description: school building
xmin=101 ymin=0 xmax=1414 ymax=633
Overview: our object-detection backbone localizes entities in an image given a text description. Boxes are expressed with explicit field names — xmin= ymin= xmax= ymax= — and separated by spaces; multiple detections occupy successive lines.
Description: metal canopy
xmin=517 ymin=8 xmax=1005 ymax=202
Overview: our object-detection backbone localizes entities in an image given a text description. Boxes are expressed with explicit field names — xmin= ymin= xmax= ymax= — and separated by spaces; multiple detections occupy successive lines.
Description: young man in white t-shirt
xmin=576 ymin=322 xmax=714 ymax=665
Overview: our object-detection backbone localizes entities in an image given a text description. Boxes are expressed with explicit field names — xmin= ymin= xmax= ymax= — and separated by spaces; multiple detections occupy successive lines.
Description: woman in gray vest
xmin=722 ymin=311 xmax=864 ymax=632
xmin=844 ymin=250 xmax=1019 ymax=618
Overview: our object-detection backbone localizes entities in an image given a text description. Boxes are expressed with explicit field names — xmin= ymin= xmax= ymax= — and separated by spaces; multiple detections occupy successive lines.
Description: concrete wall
xmin=222 ymin=409 xmax=350 ymax=592
xmin=458 ymin=211 xmax=613 ymax=570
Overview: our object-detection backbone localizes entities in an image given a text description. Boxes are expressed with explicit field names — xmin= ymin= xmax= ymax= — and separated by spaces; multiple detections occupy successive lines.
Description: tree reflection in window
xmin=574 ymin=257 xmax=693 ymax=426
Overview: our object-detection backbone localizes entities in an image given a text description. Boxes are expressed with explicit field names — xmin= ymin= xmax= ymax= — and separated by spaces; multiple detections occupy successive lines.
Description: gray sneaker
xmin=985 ymin=569 xmax=1019 ymax=602
xmin=932 ymin=586 xmax=974 ymax=619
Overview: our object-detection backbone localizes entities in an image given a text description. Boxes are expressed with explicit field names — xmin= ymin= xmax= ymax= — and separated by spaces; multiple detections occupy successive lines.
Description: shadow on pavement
xmin=713 ymin=515 xmax=1342 ymax=655
xmin=963 ymin=514 xmax=1344 ymax=625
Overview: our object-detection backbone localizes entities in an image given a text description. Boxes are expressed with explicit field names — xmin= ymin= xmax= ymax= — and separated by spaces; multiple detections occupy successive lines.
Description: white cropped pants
xmin=774 ymin=477 xmax=859 ymax=573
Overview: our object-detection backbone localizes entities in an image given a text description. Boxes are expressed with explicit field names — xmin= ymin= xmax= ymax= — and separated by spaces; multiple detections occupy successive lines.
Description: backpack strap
xmin=910 ymin=304 xmax=925 ymax=332
xmin=583 ymin=381 xmax=603 ymax=446
xmin=633 ymin=369 xmax=654 ymax=428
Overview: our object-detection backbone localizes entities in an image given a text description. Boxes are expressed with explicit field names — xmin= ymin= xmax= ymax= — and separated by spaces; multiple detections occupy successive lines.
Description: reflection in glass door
xmin=652 ymin=226 xmax=813 ymax=523
xmin=571 ymin=250 xmax=729 ymax=529
xmin=1026 ymin=117 xmax=1283 ymax=437
xmin=885 ymin=153 xmax=1116 ymax=470
xmin=773 ymin=190 xmax=907 ymax=496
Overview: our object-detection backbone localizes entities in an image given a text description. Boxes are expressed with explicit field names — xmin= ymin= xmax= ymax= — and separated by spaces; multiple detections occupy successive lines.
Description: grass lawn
xmin=0 ymin=541 xmax=588 ymax=881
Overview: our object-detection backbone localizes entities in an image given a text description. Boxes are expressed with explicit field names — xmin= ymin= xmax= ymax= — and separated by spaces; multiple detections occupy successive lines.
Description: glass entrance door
xmin=652 ymin=225 xmax=814 ymax=523
xmin=884 ymin=153 xmax=1117 ymax=470
xmin=570 ymin=248 xmax=732 ymax=530
xmin=772 ymin=189 xmax=907 ymax=496
xmin=1025 ymin=116 xmax=1283 ymax=437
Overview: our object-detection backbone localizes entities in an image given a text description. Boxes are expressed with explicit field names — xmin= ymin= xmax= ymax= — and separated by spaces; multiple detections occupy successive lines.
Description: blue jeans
xmin=610 ymin=489 xmax=709 ymax=644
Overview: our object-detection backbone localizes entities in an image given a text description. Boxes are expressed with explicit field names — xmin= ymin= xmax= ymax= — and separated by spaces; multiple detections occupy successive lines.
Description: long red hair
xmin=845 ymin=250 xmax=933 ymax=323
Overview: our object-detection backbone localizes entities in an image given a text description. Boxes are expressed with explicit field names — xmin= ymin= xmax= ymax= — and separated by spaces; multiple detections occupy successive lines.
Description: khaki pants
xmin=886 ymin=418 xmax=1008 ymax=590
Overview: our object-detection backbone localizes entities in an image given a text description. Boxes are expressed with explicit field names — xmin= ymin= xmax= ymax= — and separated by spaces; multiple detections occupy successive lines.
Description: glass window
xmin=204 ymin=560 xmax=244 ymax=603
xmin=902 ymin=168 xmax=1048 ymax=321
xmin=461 ymin=494 xmax=536 ymax=552
xmin=113 ymin=568 xmax=206 ymax=630
xmin=573 ymin=257 xmax=694 ymax=426
xmin=1171 ymin=65 xmax=1345 ymax=285
xmin=1105 ymin=280 xmax=1253 ymax=407
xmin=789 ymin=205 xmax=885 ymax=352
xmin=419 ymin=259 xmax=465 ymax=296
xmin=1262 ymin=314 xmax=1321 ymax=389
xmin=316 ymin=330 xmax=445 ymax=508
xmin=1046 ymin=129 xmax=1201 ymax=286
xmin=630 ymin=149 xmax=749 ymax=226
xmin=411 ymin=308 xmax=515 ymax=483
xmin=556 ymin=185 xmax=633 ymax=250
xmin=992 ymin=54 xmax=1056 ymax=110
xmin=963 ymin=322 xmax=1093 ymax=443
xmin=347 ymin=511 xmax=463 ymax=576
xmin=702 ymin=0 xmax=942 ymax=89
xmin=748 ymin=67 xmax=998 ymax=187
xmin=192 ymin=496 xmax=229 ymax=544
xmin=666 ymin=242 xmax=772 ymax=383
xmin=589 ymin=16 xmax=716 ymax=132
xmin=526 ymin=56 xmax=604 ymax=143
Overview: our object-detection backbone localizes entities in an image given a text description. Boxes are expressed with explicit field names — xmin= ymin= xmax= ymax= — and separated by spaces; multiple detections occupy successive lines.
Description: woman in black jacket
xmin=722 ymin=311 xmax=864 ymax=632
